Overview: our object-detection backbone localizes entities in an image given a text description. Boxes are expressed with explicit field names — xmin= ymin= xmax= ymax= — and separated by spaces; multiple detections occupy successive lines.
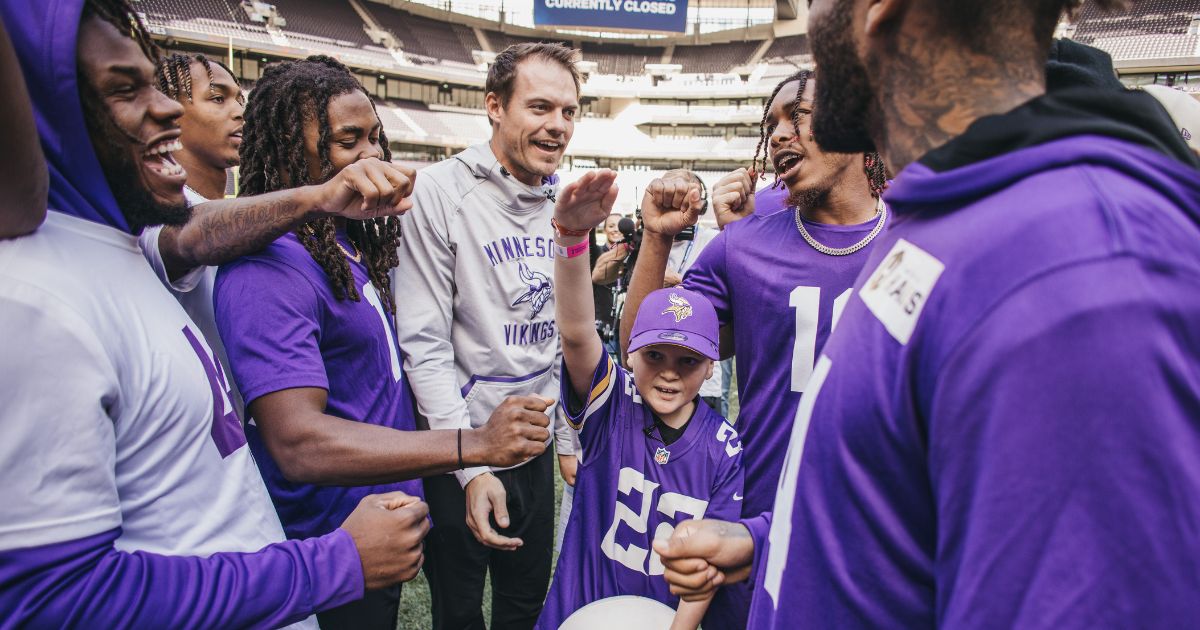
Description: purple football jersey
xmin=216 ymin=232 xmax=423 ymax=540
xmin=683 ymin=208 xmax=883 ymax=517
xmin=750 ymin=136 xmax=1200 ymax=628
xmin=538 ymin=350 xmax=744 ymax=629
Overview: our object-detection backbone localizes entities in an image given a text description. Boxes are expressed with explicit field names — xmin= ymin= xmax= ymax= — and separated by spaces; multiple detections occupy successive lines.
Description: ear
xmin=484 ymin=92 xmax=503 ymax=128
xmin=864 ymin=0 xmax=906 ymax=36
xmin=705 ymin=360 xmax=715 ymax=381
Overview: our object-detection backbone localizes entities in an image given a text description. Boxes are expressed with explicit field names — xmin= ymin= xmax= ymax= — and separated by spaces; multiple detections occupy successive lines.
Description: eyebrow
xmin=209 ymin=80 xmax=241 ymax=96
xmin=105 ymin=64 xmax=150 ymax=80
xmin=334 ymin=124 xmax=380 ymax=134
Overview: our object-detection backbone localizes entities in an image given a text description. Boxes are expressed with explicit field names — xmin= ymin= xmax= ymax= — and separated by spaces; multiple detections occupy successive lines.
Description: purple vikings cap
xmin=627 ymin=287 xmax=720 ymax=361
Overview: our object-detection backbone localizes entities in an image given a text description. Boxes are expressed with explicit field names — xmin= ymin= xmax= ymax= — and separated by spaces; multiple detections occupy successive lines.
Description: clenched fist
xmin=640 ymin=172 xmax=703 ymax=238
xmin=315 ymin=158 xmax=417 ymax=219
xmin=712 ymin=168 xmax=757 ymax=229
xmin=340 ymin=491 xmax=430 ymax=589
xmin=466 ymin=395 xmax=554 ymax=468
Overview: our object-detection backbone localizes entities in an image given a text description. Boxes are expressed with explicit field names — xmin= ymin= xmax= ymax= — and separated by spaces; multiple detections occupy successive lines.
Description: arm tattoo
xmin=163 ymin=192 xmax=310 ymax=274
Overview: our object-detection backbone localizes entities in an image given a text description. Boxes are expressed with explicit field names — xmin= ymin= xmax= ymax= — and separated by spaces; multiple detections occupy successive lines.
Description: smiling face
xmin=301 ymin=90 xmax=384 ymax=184
xmin=766 ymin=78 xmax=858 ymax=210
xmin=177 ymin=59 xmax=244 ymax=170
xmin=76 ymin=15 xmax=190 ymax=231
xmin=604 ymin=214 xmax=623 ymax=243
xmin=628 ymin=344 xmax=714 ymax=424
xmin=486 ymin=57 xmax=578 ymax=186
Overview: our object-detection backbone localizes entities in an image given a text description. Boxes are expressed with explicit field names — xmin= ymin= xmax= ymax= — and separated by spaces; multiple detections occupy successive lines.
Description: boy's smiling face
xmin=628 ymin=344 xmax=714 ymax=425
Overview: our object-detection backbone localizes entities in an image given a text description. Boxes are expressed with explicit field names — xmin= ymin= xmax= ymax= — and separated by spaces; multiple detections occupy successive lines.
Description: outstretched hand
xmin=318 ymin=158 xmax=417 ymax=219
xmin=554 ymin=169 xmax=619 ymax=233
xmin=641 ymin=173 xmax=702 ymax=238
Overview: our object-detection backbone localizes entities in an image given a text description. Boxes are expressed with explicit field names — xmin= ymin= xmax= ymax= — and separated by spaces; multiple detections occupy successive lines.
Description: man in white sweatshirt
xmin=393 ymin=42 xmax=581 ymax=630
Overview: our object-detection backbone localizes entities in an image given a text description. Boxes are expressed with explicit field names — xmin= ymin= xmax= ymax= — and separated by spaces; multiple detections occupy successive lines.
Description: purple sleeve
xmin=559 ymin=349 xmax=621 ymax=464
xmin=0 ymin=527 xmax=363 ymax=629
xmin=215 ymin=258 xmax=328 ymax=406
xmin=738 ymin=511 xmax=771 ymax=588
xmin=681 ymin=229 xmax=732 ymax=327
xmin=706 ymin=438 xmax=745 ymax=523
xmin=930 ymin=259 xmax=1200 ymax=626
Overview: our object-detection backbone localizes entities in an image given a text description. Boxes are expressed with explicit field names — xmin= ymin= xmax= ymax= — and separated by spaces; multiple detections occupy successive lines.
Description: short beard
xmin=808 ymin=0 xmax=879 ymax=154
xmin=787 ymin=183 xmax=831 ymax=213
xmin=80 ymin=78 xmax=191 ymax=233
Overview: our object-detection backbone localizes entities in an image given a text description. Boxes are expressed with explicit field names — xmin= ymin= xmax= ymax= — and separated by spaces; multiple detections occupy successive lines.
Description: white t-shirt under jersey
xmin=0 ymin=211 xmax=285 ymax=557
xmin=138 ymin=186 xmax=244 ymax=421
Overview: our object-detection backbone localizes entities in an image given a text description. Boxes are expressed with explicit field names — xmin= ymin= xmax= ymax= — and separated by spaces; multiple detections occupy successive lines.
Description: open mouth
xmin=229 ymin=129 xmax=243 ymax=145
xmin=142 ymin=137 xmax=187 ymax=184
xmin=531 ymin=139 xmax=562 ymax=154
xmin=774 ymin=151 xmax=804 ymax=179
xmin=654 ymin=385 xmax=681 ymax=397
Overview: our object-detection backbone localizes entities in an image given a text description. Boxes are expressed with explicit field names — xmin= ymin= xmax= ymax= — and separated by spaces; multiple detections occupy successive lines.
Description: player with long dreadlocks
xmin=616 ymin=68 xmax=889 ymax=628
xmin=214 ymin=55 xmax=555 ymax=630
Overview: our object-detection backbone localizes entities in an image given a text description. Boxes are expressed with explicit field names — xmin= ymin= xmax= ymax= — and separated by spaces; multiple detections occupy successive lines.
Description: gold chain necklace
xmin=303 ymin=224 xmax=361 ymax=262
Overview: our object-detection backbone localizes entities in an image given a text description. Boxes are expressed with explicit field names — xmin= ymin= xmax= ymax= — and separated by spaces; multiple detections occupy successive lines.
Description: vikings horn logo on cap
xmin=661 ymin=293 xmax=693 ymax=323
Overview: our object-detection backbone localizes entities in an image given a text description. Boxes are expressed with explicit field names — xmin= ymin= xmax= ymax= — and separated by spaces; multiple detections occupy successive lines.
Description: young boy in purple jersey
xmin=540 ymin=169 xmax=744 ymax=630
xmin=215 ymin=56 xmax=554 ymax=629
xmin=618 ymin=71 xmax=888 ymax=627
xmin=659 ymin=1 xmax=1200 ymax=628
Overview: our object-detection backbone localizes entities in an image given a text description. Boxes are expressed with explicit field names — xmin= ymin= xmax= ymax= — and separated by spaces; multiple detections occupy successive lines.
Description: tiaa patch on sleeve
xmin=859 ymin=238 xmax=944 ymax=345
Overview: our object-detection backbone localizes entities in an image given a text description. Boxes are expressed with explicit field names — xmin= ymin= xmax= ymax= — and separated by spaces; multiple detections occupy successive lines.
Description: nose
xmin=770 ymin=119 xmax=795 ymax=150
xmin=544 ymin=110 xmax=567 ymax=136
xmin=361 ymin=143 xmax=384 ymax=162
xmin=148 ymin=88 xmax=184 ymax=126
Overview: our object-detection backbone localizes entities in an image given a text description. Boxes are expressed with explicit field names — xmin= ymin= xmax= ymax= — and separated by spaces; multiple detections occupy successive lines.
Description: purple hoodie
xmin=0 ymin=0 xmax=365 ymax=626
xmin=748 ymin=127 xmax=1200 ymax=628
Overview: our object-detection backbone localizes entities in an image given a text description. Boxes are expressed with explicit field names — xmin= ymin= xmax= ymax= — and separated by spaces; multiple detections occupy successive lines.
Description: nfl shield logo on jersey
xmin=654 ymin=447 xmax=671 ymax=465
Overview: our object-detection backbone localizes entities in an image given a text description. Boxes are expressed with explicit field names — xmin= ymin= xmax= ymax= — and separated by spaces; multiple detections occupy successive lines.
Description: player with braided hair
xmin=215 ymin=54 xmax=556 ymax=629
xmin=618 ymin=70 xmax=890 ymax=628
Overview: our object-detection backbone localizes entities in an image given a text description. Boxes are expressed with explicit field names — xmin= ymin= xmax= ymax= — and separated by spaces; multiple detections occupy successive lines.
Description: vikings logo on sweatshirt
xmin=511 ymin=261 xmax=553 ymax=318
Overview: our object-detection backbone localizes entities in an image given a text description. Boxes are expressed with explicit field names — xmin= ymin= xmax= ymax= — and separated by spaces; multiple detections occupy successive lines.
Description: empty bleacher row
xmin=137 ymin=0 xmax=1199 ymax=88
xmin=1069 ymin=0 xmax=1200 ymax=61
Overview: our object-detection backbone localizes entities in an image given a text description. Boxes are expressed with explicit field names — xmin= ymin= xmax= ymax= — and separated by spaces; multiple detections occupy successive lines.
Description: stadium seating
xmin=270 ymin=0 xmax=375 ymax=48
xmin=763 ymin=34 xmax=809 ymax=63
xmin=1070 ymin=0 xmax=1200 ymax=61
xmin=671 ymin=40 xmax=761 ymax=74
xmin=581 ymin=43 xmax=664 ymax=76
xmin=368 ymin=3 xmax=481 ymax=64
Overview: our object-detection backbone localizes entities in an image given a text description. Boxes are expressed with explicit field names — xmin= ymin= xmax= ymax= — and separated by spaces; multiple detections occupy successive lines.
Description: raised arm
xmin=157 ymin=159 xmax=416 ymax=280
xmin=554 ymin=169 xmax=619 ymax=399
xmin=618 ymin=175 xmax=702 ymax=358
xmin=0 ymin=17 xmax=47 ymax=239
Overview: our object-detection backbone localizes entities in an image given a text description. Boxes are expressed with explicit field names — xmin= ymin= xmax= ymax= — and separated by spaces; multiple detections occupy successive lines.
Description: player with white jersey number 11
xmin=618 ymin=69 xmax=889 ymax=628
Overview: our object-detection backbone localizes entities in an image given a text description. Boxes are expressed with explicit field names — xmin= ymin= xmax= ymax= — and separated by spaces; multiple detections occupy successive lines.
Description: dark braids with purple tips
xmin=238 ymin=55 xmax=400 ymax=312
xmin=751 ymin=69 xmax=888 ymax=199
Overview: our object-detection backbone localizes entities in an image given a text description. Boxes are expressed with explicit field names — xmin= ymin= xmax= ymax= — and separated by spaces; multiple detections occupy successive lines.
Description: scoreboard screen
xmin=534 ymin=0 xmax=688 ymax=33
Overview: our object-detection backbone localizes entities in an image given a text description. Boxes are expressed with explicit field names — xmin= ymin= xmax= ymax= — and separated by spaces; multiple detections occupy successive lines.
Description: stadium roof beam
xmin=776 ymin=0 xmax=798 ymax=21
